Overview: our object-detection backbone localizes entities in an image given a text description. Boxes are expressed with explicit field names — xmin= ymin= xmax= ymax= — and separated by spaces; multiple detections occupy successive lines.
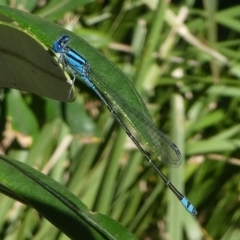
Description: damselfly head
xmin=53 ymin=34 xmax=70 ymax=53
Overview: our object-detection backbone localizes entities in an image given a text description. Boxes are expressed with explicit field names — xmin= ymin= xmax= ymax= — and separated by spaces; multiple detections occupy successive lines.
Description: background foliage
xmin=0 ymin=0 xmax=240 ymax=239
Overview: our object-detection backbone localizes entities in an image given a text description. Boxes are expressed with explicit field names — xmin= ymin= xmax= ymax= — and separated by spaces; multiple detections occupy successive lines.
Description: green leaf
xmin=66 ymin=95 xmax=98 ymax=136
xmin=6 ymin=89 xmax=38 ymax=137
xmin=186 ymin=139 xmax=238 ymax=155
xmin=0 ymin=22 xmax=74 ymax=101
xmin=0 ymin=6 xmax=152 ymax=116
xmin=0 ymin=6 xmax=165 ymax=166
xmin=0 ymin=154 xmax=137 ymax=240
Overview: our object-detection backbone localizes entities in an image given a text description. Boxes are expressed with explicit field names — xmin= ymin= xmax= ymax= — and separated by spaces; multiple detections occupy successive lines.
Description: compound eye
xmin=53 ymin=41 xmax=63 ymax=53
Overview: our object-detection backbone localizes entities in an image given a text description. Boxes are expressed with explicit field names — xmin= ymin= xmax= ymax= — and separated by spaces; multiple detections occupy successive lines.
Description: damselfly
xmin=52 ymin=34 xmax=197 ymax=216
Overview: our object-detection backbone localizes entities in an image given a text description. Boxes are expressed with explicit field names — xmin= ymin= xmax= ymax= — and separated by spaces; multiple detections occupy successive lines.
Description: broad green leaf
xmin=0 ymin=22 xmax=74 ymax=101
xmin=0 ymin=7 xmax=167 ymax=167
xmin=0 ymin=6 xmax=152 ymax=118
xmin=0 ymin=154 xmax=137 ymax=240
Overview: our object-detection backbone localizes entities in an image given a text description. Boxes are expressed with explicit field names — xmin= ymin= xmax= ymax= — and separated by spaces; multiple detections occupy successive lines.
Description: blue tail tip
xmin=181 ymin=197 xmax=198 ymax=216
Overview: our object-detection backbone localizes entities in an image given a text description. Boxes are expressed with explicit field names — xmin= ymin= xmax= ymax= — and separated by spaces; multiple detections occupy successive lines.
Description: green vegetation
xmin=0 ymin=1 xmax=240 ymax=239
